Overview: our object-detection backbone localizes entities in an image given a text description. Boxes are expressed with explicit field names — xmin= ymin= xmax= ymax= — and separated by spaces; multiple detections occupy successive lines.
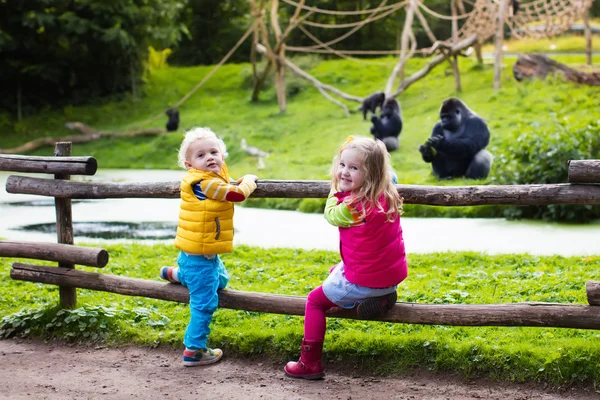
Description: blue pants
xmin=177 ymin=252 xmax=230 ymax=350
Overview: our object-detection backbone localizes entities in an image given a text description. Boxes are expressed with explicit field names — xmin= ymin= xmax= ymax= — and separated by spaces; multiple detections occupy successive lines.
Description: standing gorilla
xmin=165 ymin=108 xmax=180 ymax=132
xmin=419 ymin=98 xmax=492 ymax=179
xmin=370 ymin=98 xmax=403 ymax=152
xmin=360 ymin=92 xmax=386 ymax=121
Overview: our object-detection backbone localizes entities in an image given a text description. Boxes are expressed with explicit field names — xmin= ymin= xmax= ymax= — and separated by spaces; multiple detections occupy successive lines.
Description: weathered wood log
xmin=6 ymin=176 xmax=600 ymax=206
xmin=0 ymin=124 xmax=165 ymax=155
xmin=586 ymin=281 xmax=600 ymax=306
xmin=513 ymin=54 xmax=600 ymax=86
xmin=0 ymin=241 xmax=108 ymax=268
xmin=568 ymin=160 xmax=600 ymax=184
xmin=11 ymin=263 xmax=600 ymax=329
xmin=54 ymin=143 xmax=76 ymax=308
xmin=0 ymin=154 xmax=97 ymax=175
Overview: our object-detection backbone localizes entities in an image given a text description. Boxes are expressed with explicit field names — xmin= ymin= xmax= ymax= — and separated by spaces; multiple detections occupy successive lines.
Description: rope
xmin=281 ymin=0 xmax=404 ymax=16
xmin=297 ymin=24 xmax=393 ymax=65
xmin=417 ymin=0 xmax=475 ymax=20
xmin=301 ymin=4 xmax=402 ymax=29
xmin=301 ymin=0 xmax=393 ymax=50
xmin=132 ymin=23 xmax=256 ymax=128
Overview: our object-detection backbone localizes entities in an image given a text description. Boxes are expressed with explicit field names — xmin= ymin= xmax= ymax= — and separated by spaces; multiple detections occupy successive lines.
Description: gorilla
xmin=165 ymin=108 xmax=180 ymax=132
xmin=370 ymin=98 xmax=403 ymax=152
xmin=360 ymin=91 xmax=386 ymax=121
xmin=512 ymin=0 xmax=520 ymax=15
xmin=419 ymin=98 xmax=492 ymax=180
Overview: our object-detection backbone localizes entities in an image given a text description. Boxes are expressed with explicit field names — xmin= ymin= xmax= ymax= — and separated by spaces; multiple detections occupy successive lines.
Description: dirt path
xmin=1 ymin=339 xmax=598 ymax=400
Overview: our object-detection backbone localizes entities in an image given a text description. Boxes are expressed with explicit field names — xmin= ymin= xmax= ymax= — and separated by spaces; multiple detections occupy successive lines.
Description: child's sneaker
xmin=357 ymin=291 xmax=397 ymax=319
xmin=160 ymin=266 xmax=180 ymax=283
xmin=183 ymin=347 xmax=223 ymax=367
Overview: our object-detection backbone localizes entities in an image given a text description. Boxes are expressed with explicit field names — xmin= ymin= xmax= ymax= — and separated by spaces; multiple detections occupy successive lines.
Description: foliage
xmin=2 ymin=245 xmax=600 ymax=387
xmin=146 ymin=46 xmax=173 ymax=72
xmin=2 ymin=54 xmax=599 ymax=221
xmin=493 ymin=118 xmax=600 ymax=222
xmin=0 ymin=304 xmax=169 ymax=341
xmin=0 ymin=0 xmax=187 ymax=115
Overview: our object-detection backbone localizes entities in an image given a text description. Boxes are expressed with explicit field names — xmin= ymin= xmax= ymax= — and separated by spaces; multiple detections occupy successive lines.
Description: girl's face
xmin=337 ymin=148 xmax=366 ymax=192
xmin=184 ymin=138 xmax=224 ymax=173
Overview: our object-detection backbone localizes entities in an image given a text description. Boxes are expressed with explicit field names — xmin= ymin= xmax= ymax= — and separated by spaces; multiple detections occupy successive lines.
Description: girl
xmin=284 ymin=136 xmax=408 ymax=380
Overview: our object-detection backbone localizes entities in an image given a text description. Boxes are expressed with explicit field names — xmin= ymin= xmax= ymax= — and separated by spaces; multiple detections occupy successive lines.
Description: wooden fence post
xmin=54 ymin=142 xmax=76 ymax=308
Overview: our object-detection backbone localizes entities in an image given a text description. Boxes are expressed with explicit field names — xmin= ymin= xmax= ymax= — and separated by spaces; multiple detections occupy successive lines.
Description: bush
xmin=493 ymin=120 xmax=600 ymax=222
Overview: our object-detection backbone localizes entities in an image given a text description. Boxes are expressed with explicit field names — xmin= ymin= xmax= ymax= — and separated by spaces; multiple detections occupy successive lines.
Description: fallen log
xmin=6 ymin=176 xmax=600 ymax=206
xmin=0 ymin=241 xmax=108 ymax=268
xmin=0 ymin=123 xmax=165 ymax=155
xmin=10 ymin=263 xmax=600 ymax=329
xmin=513 ymin=54 xmax=600 ymax=86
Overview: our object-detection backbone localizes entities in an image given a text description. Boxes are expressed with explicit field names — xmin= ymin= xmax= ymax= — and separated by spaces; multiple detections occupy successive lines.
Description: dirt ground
xmin=1 ymin=339 xmax=598 ymax=400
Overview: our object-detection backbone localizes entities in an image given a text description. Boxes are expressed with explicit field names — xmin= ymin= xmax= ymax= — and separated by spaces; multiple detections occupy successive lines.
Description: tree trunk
xmin=513 ymin=54 xmax=600 ymax=86
xmin=494 ymin=0 xmax=508 ymax=90
xmin=584 ymin=11 xmax=592 ymax=66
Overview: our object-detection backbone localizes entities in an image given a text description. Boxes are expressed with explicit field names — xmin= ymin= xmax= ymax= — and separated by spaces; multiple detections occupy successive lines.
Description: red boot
xmin=284 ymin=339 xmax=325 ymax=380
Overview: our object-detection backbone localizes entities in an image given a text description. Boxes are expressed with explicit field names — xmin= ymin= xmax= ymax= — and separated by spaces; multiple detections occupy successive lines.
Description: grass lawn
xmin=1 ymin=244 xmax=600 ymax=386
xmin=2 ymin=39 xmax=600 ymax=387
xmin=4 ymin=52 xmax=598 ymax=216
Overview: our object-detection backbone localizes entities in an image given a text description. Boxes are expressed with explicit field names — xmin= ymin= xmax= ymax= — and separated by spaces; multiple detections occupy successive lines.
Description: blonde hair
xmin=177 ymin=127 xmax=228 ymax=169
xmin=330 ymin=136 xmax=402 ymax=221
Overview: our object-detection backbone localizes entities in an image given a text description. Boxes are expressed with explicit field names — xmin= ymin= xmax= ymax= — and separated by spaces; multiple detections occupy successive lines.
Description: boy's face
xmin=184 ymin=138 xmax=224 ymax=173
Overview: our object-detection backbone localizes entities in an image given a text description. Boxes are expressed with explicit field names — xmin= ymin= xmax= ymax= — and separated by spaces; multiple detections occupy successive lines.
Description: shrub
xmin=493 ymin=119 xmax=600 ymax=222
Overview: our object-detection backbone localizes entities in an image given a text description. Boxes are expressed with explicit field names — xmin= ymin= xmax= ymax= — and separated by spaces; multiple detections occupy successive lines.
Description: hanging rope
xmin=131 ymin=23 xmax=256 ymax=128
xmin=281 ymin=0 xmax=404 ymax=16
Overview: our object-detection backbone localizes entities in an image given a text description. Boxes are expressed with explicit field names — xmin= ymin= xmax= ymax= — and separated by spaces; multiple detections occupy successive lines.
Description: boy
xmin=160 ymin=127 xmax=258 ymax=366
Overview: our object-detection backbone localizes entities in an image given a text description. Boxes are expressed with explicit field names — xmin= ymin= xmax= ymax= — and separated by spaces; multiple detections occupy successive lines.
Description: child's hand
xmin=237 ymin=174 xmax=259 ymax=183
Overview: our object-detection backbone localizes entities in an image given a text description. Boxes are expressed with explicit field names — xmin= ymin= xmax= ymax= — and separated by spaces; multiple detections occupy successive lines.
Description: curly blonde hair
xmin=330 ymin=136 xmax=402 ymax=221
xmin=177 ymin=127 xmax=228 ymax=169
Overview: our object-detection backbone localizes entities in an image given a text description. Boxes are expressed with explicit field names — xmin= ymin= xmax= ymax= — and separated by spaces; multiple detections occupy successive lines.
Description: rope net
xmin=458 ymin=0 xmax=594 ymax=43
xmin=283 ymin=0 xmax=593 ymax=57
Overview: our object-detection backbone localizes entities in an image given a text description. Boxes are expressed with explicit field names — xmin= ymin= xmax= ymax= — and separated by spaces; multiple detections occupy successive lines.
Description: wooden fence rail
xmin=0 ymin=241 xmax=108 ymax=268
xmin=2 ymin=150 xmax=600 ymax=328
xmin=0 ymin=154 xmax=97 ymax=175
xmin=569 ymin=160 xmax=600 ymax=184
xmin=11 ymin=263 xmax=600 ymax=330
xmin=6 ymin=176 xmax=600 ymax=206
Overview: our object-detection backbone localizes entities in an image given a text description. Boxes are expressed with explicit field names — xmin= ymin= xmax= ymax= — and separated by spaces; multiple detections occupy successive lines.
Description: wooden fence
xmin=2 ymin=144 xmax=600 ymax=329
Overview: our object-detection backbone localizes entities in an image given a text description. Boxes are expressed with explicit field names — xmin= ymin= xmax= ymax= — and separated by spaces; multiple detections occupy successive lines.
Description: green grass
xmin=482 ymin=34 xmax=600 ymax=54
xmin=2 ymin=244 xmax=600 ymax=387
xmin=3 ymin=52 xmax=599 ymax=216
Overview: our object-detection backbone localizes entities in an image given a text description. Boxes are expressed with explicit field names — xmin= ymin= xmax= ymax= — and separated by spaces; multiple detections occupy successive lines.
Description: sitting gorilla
xmin=360 ymin=91 xmax=385 ymax=121
xmin=165 ymin=108 xmax=180 ymax=132
xmin=419 ymin=98 xmax=492 ymax=180
xmin=370 ymin=98 xmax=403 ymax=152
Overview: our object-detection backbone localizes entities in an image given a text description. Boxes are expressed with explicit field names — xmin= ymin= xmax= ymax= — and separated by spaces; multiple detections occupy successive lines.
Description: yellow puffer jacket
xmin=174 ymin=166 xmax=234 ymax=254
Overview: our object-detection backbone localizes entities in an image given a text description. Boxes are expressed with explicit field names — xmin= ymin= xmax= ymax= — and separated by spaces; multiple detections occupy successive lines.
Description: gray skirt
xmin=322 ymin=262 xmax=398 ymax=309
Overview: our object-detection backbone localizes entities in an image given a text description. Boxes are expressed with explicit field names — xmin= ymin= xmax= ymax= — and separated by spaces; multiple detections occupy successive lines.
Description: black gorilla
xmin=165 ymin=108 xmax=180 ymax=132
xmin=370 ymin=98 xmax=403 ymax=152
xmin=360 ymin=91 xmax=385 ymax=121
xmin=512 ymin=0 xmax=520 ymax=15
xmin=419 ymin=98 xmax=492 ymax=180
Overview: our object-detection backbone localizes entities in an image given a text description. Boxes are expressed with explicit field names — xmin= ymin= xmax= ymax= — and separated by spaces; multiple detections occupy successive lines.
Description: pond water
xmin=1 ymin=170 xmax=599 ymax=256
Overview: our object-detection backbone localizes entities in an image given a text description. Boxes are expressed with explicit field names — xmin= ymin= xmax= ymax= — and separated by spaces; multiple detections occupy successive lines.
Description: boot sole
xmin=284 ymin=369 xmax=324 ymax=380
xmin=357 ymin=291 xmax=397 ymax=319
